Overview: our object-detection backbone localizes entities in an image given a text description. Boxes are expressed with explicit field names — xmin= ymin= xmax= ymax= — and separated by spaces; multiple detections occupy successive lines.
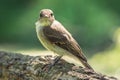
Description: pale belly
xmin=36 ymin=24 xmax=82 ymax=66
xmin=36 ymin=26 xmax=66 ymax=55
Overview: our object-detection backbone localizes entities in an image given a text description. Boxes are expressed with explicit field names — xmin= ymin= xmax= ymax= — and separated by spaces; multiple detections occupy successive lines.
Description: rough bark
xmin=0 ymin=51 xmax=118 ymax=80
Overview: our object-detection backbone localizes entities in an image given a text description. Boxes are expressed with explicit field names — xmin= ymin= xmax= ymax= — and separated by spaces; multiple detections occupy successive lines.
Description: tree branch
xmin=0 ymin=51 xmax=118 ymax=80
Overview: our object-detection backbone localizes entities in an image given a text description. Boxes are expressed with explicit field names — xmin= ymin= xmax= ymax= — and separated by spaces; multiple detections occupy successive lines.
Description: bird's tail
xmin=80 ymin=58 xmax=94 ymax=71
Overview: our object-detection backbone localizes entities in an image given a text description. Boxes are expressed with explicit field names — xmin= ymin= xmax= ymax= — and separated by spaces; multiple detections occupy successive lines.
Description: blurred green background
xmin=0 ymin=0 xmax=120 ymax=78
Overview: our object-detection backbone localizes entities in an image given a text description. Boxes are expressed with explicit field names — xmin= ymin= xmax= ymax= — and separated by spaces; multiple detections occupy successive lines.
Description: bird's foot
xmin=42 ymin=55 xmax=63 ymax=72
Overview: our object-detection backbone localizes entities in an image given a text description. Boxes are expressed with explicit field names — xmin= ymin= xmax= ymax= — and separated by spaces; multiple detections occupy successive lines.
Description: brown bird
xmin=35 ymin=9 xmax=94 ymax=70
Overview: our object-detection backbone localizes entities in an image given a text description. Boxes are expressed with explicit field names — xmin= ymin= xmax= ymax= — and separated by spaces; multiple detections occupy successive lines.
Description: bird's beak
xmin=44 ymin=15 xmax=49 ymax=18
xmin=38 ymin=15 xmax=49 ymax=20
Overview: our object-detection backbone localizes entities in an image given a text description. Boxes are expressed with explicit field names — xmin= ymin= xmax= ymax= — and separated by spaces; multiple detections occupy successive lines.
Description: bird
xmin=35 ymin=9 xmax=94 ymax=70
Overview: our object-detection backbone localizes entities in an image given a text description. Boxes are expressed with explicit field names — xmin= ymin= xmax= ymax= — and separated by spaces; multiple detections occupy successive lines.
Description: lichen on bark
xmin=0 ymin=51 xmax=118 ymax=80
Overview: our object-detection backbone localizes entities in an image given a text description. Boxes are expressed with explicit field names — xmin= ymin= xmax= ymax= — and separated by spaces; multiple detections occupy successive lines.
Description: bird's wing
xmin=43 ymin=22 xmax=87 ymax=62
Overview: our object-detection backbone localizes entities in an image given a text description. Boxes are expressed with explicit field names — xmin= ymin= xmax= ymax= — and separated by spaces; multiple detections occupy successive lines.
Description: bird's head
xmin=39 ymin=9 xmax=55 ymax=26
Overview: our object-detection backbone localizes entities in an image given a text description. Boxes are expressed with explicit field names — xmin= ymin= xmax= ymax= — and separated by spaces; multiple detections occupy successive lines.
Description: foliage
xmin=0 ymin=0 xmax=120 ymax=53
xmin=90 ymin=28 xmax=120 ymax=78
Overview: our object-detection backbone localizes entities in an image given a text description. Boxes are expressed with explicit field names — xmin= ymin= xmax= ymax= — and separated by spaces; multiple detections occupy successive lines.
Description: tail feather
xmin=80 ymin=58 xmax=94 ymax=71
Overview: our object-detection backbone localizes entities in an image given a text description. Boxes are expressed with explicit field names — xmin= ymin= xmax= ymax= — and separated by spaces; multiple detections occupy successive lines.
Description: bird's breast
xmin=36 ymin=25 xmax=54 ymax=50
xmin=36 ymin=23 xmax=69 ymax=55
xmin=35 ymin=21 xmax=82 ymax=66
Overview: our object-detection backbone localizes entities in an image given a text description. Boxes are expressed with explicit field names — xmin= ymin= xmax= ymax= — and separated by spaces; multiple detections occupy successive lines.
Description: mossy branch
xmin=0 ymin=51 xmax=117 ymax=80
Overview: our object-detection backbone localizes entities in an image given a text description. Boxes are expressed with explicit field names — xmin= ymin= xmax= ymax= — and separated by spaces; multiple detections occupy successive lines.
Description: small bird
xmin=35 ymin=9 xmax=93 ymax=70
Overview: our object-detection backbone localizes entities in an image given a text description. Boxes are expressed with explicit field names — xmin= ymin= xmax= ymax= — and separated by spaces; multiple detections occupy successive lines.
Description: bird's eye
xmin=40 ymin=13 xmax=43 ymax=17
xmin=50 ymin=13 xmax=53 ymax=16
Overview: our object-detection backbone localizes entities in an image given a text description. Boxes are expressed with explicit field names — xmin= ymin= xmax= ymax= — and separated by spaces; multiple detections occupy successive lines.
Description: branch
xmin=0 ymin=51 xmax=118 ymax=80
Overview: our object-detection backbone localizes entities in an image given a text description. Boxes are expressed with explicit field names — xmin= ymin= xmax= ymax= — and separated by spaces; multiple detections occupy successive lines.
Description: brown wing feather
xmin=43 ymin=22 xmax=87 ymax=62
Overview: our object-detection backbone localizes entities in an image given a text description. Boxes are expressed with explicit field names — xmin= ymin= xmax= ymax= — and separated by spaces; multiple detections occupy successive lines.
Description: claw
xmin=42 ymin=55 xmax=63 ymax=72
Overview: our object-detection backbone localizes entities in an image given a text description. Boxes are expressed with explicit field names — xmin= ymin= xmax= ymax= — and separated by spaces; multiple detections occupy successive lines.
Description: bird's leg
xmin=52 ymin=55 xmax=63 ymax=65
xmin=42 ymin=55 xmax=63 ymax=72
